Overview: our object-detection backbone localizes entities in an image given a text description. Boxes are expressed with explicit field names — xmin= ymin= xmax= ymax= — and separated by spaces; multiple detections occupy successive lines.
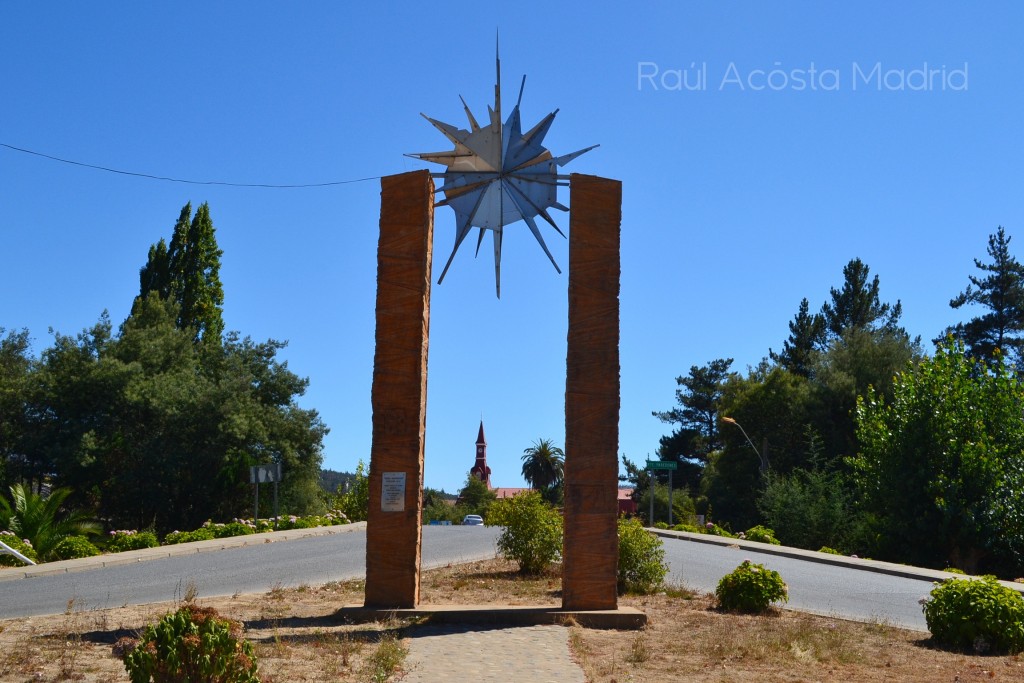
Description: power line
xmin=0 ymin=142 xmax=382 ymax=188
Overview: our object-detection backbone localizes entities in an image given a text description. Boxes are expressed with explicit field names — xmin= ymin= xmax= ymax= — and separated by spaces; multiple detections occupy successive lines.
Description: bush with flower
xmin=742 ymin=525 xmax=781 ymax=545
xmin=0 ymin=530 xmax=37 ymax=566
xmin=923 ymin=576 xmax=1024 ymax=654
xmin=52 ymin=535 xmax=101 ymax=560
xmin=715 ymin=559 xmax=788 ymax=613
xmin=107 ymin=530 xmax=160 ymax=553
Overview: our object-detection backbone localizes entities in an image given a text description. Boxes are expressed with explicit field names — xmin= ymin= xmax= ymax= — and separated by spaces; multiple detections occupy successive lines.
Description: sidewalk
xmin=401 ymin=623 xmax=585 ymax=683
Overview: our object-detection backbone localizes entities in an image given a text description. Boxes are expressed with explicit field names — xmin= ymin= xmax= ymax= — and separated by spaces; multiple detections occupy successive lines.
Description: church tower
xmin=470 ymin=420 xmax=492 ymax=489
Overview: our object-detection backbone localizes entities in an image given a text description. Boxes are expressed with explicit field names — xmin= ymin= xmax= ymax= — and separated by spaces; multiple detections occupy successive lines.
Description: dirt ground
xmin=2 ymin=557 xmax=1022 ymax=682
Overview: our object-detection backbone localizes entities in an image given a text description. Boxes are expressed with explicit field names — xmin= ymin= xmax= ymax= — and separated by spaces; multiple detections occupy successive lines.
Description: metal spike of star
xmin=406 ymin=45 xmax=598 ymax=298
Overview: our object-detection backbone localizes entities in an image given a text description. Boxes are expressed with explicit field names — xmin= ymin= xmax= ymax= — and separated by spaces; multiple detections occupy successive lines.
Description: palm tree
xmin=0 ymin=484 xmax=99 ymax=560
xmin=521 ymin=439 xmax=565 ymax=493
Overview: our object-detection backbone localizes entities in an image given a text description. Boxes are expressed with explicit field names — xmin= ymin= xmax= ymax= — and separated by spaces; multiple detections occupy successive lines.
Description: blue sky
xmin=3 ymin=3 xmax=1022 ymax=494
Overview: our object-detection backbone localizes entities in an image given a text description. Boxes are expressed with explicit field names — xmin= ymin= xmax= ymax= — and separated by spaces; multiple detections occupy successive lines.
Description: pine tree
xmin=948 ymin=227 xmax=1024 ymax=366
xmin=820 ymin=258 xmax=903 ymax=338
xmin=771 ymin=298 xmax=825 ymax=377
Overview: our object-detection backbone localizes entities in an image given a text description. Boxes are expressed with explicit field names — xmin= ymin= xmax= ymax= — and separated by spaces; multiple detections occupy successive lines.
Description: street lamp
xmin=721 ymin=416 xmax=768 ymax=474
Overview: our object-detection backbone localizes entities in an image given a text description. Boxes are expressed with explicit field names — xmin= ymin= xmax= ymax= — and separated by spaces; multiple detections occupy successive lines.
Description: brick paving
xmin=401 ymin=623 xmax=586 ymax=682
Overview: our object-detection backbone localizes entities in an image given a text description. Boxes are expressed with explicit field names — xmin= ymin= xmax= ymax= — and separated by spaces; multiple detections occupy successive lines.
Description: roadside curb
xmin=0 ymin=522 xmax=367 ymax=582
xmin=650 ymin=528 xmax=1024 ymax=593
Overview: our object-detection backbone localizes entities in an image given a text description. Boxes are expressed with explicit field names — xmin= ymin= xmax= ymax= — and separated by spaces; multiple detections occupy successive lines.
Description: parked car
xmin=462 ymin=514 xmax=484 ymax=526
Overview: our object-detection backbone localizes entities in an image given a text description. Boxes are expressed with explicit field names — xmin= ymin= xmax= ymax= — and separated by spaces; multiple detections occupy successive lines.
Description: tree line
xmin=637 ymin=227 xmax=1024 ymax=576
xmin=0 ymin=203 xmax=328 ymax=535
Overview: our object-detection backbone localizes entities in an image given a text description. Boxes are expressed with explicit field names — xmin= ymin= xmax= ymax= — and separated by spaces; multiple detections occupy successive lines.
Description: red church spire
xmin=470 ymin=420 xmax=492 ymax=489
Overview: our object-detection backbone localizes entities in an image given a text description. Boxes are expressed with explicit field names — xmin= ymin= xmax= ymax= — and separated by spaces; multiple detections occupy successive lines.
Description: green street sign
xmin=646 ymin=460 xmax=678 ymax=471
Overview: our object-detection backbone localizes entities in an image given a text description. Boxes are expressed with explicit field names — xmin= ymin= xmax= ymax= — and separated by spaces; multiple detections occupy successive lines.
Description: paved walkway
xmin=401 ymin=623 xmax=586 ymax=682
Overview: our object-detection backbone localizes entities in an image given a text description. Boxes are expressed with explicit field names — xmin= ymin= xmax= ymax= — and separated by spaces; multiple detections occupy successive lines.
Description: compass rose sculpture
xmin=408 ymin=48 xmax=598 ymax=297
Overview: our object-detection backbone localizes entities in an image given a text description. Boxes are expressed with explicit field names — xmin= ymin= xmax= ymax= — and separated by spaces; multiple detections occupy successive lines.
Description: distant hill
xmin=320 ymin=468 xmax=354 ymax=493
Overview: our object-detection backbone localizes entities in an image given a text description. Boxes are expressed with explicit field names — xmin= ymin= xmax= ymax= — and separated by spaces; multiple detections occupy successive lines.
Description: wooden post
xmin=562 ymin=174 xmax=622 ymax=610
xmin=364 ymin=170 xmax=433 ymax=608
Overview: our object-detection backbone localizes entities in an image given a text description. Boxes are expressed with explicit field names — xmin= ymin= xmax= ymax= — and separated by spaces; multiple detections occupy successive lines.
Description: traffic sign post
xmin=251 ymin=463 xmax=282 ymax=522
xmin=645 ymin=460 xmax=678 ymax=527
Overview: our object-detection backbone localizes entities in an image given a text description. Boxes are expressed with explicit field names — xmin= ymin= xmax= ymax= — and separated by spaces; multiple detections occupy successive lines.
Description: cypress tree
xmin=133 ymin=202 xmax=224 ymax=344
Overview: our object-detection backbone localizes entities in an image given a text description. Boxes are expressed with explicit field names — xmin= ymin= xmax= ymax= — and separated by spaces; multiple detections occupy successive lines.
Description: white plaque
xmin=381 ymin=472 xmax=406 ymax=512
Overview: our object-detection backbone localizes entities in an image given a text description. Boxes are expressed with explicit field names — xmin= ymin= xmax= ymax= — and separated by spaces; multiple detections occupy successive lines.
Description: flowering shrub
xmin=704 ymin=522 xmax=735 ymax=538
xmin=0 ymin=531 xmax=37 ymax=566
xmin=51 ymin=535 xmax=101 ymax=560
xmin=119 ymin=604 xmax=260 ymax=683
xmin=715 ymin=560 xmax=788 ymax=613
xmin=108 ymin=530 xmax=160 ymax=553
xmin=923 ymin=576 xmax=1024 ymax=654
xmin=163 ymin=528 xmax=216 ymax=545
xmin=618 ymin=516 xmax=669 ymax=594
xmin=203 ymin=521 xmax=256 ymax=539
xmin=743 ymin=525 xmax=781 ymax=545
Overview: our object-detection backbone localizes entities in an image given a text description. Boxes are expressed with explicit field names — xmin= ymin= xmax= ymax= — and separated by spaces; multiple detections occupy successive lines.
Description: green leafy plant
xmin=119 ymin=604 xmax=260 ymax=683
xmin=0 ymin=530 xmax=37 ymax=566
xmin=107 ymin=530 xmax=160 ymax=553
xmin=617 ymin=516 xmax=669 ymax=594
xmin=818 ymin=546 xmax=843 ymax=555
xmin=715 ymin=560 xmax=788 ymax=613
xmin=334 ymin=460 xmax=369 ymax=522
xmin=162 ymin=527 xmax=216 ymax=545
xmin=703 ymin=522 xmax=735 ymax=538
xmin=0 ymin=484 xmax=99 ymax=560
xmin=51 ymin=535 xmax=101 ymax=560
xmin=742 ymin=525 xmax=781 ymax=545
xmin=203 ymin=521 xmax=256 ymax=538
xmin=923 ymin=576 xmax=1024 ymax=654
xmin=671 ymin=523 xmax=701 ymax=533
xmin=486 ymin=491 xmax=562 ymax=575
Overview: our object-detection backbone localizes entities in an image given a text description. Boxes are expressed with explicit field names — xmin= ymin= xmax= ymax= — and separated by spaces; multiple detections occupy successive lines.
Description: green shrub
xmin=654 ymin=522 xmax=669 ymax=530
xmin=51 ymin=535 xmax=100 ymax=560
xmin=715 ymin=560 xmax=788 ymax=613
xmin=818 ymin=546 xmax=843 ymax=555
xmin=923 ymin=576 xmax=1024 ymax=654
xmin=203 ymin=521 xmax=256 ymax=538
xmin=335 ymin=460 xmax=369 ymax=522
xmin=672 ymin=523 xmax=701 ymax=533
xmin=743 ymin=525 xmax=781 ymax=545
xmin=486 ymin=491 xmax=562 ymax=574
xmin=119 ymin=604 xmax=260 ymax=683
xmin=704 ymin=523 xmax=735 ymax=538
xmin=617 ymin=516 xmax=669 ymax=594
xmin=108 ymin=530 xmax=160 ymax=553
xmin=163 ymin=527 xmax=216 ymax=545
xmin=0 ymin=531 xmax=38 ymax=566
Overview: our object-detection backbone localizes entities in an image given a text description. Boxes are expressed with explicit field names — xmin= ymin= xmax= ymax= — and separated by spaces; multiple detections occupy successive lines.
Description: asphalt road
xmin=659 ymin=535 xmax=936 ymax=631
xmin=0 ymin=525 xmax=501 ymax=619
xmin=1 ymin=525 xmax=966 ymax=631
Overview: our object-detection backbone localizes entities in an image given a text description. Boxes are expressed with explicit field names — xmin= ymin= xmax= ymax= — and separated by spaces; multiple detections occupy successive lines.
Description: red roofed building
xmin=468 ymin=421 xmax=635 ymax=515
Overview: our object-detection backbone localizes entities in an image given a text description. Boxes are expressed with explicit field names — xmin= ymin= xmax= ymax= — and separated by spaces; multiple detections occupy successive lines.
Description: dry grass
xmin=2 ymin=558 xmax=1024 ymax=682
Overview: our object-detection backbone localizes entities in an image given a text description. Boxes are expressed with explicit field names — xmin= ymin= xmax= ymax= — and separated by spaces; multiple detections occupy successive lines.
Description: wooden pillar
xmin=364 ymin=170 xmax=433 ymax=608
xmin=562 ymin=173 xmax=622 ymax=611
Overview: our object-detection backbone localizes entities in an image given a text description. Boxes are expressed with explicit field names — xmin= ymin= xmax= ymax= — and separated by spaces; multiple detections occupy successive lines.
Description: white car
xmin=462 ymin=514 xmax=484 ymax=526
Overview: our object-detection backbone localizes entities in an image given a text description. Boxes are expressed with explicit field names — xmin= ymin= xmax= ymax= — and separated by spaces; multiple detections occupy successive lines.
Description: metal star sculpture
xmin=407 ymin=48 xmax=598 ymax=298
